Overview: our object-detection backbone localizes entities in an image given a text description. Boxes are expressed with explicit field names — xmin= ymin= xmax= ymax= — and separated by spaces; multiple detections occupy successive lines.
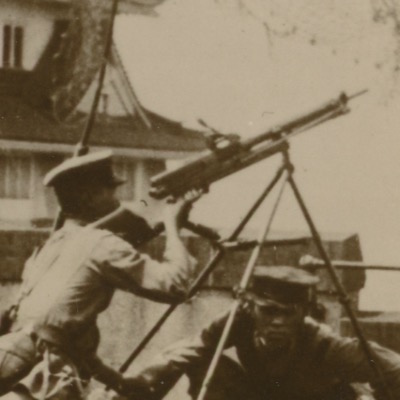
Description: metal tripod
xmin=194 ymin=146 xmax=394 ymax=400
xmin=116 ymin=162 xmax=287 ymax=376
xmin=114 ymin=143 xmax=393 ymax=400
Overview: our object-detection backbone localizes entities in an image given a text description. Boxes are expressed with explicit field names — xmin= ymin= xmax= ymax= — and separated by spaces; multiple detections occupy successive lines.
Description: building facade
xmin=0 ymin=0 xmax=205 ymax=224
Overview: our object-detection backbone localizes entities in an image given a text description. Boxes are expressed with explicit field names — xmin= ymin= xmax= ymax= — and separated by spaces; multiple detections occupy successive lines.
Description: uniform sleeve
xmin=311 ymin=321 xmax=400 ymax=397
xmin=128 ymin=311 xmax=246 ymax=397
xmin=89 ymin=233 xmax=196 ymax=303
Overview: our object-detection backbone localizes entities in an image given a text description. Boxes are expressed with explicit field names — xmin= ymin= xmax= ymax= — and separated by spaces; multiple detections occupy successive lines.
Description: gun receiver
xmin=149 ymin=90 xmax=366 ymax=200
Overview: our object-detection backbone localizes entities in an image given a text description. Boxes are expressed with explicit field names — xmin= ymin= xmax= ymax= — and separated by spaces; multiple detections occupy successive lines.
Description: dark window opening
xmin=2 ymin=25 xmax=24 ymax=69
xmin=14 ymin=26 xmax=23 ymax=68
xmin=2 ymin=25 xmax=11 ymax=68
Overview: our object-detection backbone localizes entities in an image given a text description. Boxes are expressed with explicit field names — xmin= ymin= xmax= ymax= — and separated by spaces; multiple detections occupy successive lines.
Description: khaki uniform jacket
xmin=0 ymin=219 xmax=196 ymax=397
xmin=136 ymin=311 xmax=400 ymax=400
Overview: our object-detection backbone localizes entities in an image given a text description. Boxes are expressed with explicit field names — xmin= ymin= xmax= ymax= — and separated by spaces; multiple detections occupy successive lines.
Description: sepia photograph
xmin=0 ymin=1 xmax=400 ymax=399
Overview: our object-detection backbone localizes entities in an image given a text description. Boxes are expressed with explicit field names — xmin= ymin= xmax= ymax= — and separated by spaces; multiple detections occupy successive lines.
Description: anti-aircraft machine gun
xmin=126 ymin=89 xmax=392 ymax=400
xmin=149 ymin=91 xmax=366 ymax=201
xmin=110 ymin=88 xmax=400 ymax=400
xmin=19 ymin=0 xmax=393 ymax=397
xmin=149 ymin=89 xmax=396 ymax=400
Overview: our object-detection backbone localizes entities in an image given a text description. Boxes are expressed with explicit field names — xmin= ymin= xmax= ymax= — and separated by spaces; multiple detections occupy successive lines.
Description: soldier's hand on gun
xmin=299 ymin=254 xmax=323 ymax=267
xmin=163 ymin=188 xmax=204 ymax=229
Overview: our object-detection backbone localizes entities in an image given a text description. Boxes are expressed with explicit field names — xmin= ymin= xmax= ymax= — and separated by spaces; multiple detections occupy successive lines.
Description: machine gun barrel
xmin=149 ymin=91 xmax=366 ymax=200
xmin=300 ymin=255 xmax=400 ymax=272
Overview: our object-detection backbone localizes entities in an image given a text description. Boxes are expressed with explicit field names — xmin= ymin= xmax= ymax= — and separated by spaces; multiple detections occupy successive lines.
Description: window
xmin=0 ymin=155 xmax=31 ymax=199
xmin=2 ymin=25 xmax=24 ymax=69
xmin=114 ymin=159 xmax=135 ymax=201
xmin=2 ymin=25 xmax=11 ymax=68
xmin=14 ymin=27 xmax=23 ymax=68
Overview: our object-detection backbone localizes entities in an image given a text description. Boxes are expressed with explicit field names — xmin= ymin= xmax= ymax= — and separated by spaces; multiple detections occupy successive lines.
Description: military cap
xmin=250 ymin=266 xmax=319 ymax=305
xmin=43 ymin=150 xmax=125 ymax=188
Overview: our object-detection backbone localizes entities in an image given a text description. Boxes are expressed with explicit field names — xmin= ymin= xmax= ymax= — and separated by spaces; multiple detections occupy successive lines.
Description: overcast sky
xmin=115 ymin=0 xmax=400 ymax=310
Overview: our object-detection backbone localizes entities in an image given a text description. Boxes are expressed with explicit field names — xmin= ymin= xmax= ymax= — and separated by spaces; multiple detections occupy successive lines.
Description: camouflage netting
xmin=235 ymin=0 xmax=400 ymax=99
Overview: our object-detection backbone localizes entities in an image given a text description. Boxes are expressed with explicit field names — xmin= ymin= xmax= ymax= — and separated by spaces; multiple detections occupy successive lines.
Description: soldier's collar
xmin=63 ymin=218 xmax=88 ymax=229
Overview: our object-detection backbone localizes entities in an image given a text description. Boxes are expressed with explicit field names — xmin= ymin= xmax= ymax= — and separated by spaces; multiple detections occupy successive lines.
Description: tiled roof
xmin=0 ymin=2 xmax=205 ymax=155
xmin=0 ymin=96 xmax=206 ymax=154
xmin=36 ymin=0 xmax=164 ymax=15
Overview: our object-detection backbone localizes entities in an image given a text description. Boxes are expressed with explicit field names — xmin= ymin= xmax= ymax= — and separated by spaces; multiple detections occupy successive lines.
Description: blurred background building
xmin=0 ymin=0 xmax=204 ymax=224
xmin=1 ymin=4 xmax=400 ymax=396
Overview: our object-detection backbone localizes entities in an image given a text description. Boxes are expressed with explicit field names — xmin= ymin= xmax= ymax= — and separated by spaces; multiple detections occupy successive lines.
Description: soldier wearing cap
xmin=123 ymin=266 xmax=400 ymax=400
xmin=0 ymin=151 xmax=201 ymax=398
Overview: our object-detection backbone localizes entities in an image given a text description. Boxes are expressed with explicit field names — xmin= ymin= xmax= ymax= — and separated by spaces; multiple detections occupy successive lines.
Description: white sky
xmin=115 ymin=0 xmax=400 ymax=310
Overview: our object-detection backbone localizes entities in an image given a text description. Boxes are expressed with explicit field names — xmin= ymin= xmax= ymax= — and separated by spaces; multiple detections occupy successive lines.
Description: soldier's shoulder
xmin=71 ymin=225 xmax=120 ymax=246
xmin=92 ymin=227 xmax=133 ymax=249
xmin=89 ymin=228 xmax=139 ymax=263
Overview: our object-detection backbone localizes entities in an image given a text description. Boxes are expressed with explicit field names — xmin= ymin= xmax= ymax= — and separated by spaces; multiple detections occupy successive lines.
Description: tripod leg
xmin=287 ymin=172 xmax=394 ymax=400
xmin=115 ymin=165 xmax=287 ymax=377
xmin=196 ymin=171 xmax=288 ymax=400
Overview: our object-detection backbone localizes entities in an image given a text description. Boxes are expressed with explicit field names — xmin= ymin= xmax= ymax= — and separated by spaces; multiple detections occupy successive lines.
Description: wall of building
xmin=0 ymin=150 xmax=35 ymax=221
xmin=0 ymin=151 xmax=61 ymax=222
xmin=0 ymin=151 xmax=165 ymax=223
xmin=0 ymin=227 xmax=371 ymax=396
xmin=0 ymin=1 xmax=65 ymax=71
xmin=341 ymin=313 xmax=400 ymax=354
xmin=0 ymin=227 xmax=365 ymax=324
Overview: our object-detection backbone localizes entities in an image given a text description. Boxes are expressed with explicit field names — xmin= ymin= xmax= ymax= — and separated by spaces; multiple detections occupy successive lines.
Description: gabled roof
xmin=0 ymin=96 xmax=205 ymax=156
xmin=15 ymin=1 xmax=165 ymax=120
xmin=0 ymin=0 xmax=206 ymax=157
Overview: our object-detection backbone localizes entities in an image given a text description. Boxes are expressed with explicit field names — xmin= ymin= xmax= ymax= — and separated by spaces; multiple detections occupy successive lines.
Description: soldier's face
xmin=252 ymin=299 xmax=306 ymax=355
xmin=87 ymin=185 xmax=119 ymax=218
